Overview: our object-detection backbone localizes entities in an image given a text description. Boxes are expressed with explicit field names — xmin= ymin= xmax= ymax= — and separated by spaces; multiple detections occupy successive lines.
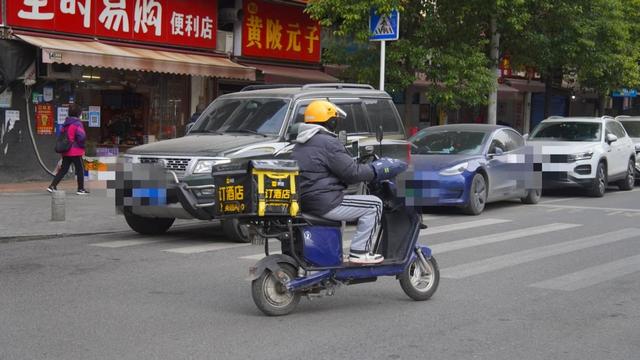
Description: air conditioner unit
xmin=216 ymin=31 xmax=233 ymax=54
xmin=218 ymin=8 xmax=238 ymax=25
xmin=42 ymin=63 xmax=81 ymax=80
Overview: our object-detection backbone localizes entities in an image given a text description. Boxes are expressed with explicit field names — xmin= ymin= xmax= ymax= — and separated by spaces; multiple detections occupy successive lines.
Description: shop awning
xmin=504 ymin=78 xmax=545 ymax=93
xmin=247 ymin=63 xmax=338 ymax=84
xmin=16 ymin=34 xmax=255 ymax=81
xmin=498 ymin=83 xmax=519 ymax=93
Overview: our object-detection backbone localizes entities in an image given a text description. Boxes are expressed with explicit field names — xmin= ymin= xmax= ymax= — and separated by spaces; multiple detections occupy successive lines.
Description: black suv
xmin=117 ymin=83 xmax=408 ymax=241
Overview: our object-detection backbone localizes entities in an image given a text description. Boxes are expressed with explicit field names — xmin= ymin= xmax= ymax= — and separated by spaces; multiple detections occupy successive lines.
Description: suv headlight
xmin=568 ymin=151 xmax=593 ymax=162
xmin=193 ymin=159 xmax=231 ymax=174
xmin=635 ymin=144 xmax=640 ymax=152
xmin=439 ymin=162 xmax=468 ymax=176
xmin=119 ymin=155 xmax=137 ymax=163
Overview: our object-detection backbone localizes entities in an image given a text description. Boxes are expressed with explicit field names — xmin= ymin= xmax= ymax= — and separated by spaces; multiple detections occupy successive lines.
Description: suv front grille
xmin=140 ymin=157 xmax=191 ymax=175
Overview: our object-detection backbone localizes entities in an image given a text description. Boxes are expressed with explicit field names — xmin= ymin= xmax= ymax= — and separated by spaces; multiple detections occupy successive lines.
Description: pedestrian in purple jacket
xmin=48 ymin=104 xmax=89 ymax=195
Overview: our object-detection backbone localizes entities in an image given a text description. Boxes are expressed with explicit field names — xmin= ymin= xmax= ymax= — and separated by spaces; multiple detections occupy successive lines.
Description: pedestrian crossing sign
xmin=369 ymin=9 xmax=399 ymax=41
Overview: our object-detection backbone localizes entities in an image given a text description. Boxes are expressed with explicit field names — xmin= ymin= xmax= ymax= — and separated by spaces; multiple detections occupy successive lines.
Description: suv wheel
xmin=222 ymin=218 xmax=251 ymax=243
xmin=124 ymin=210 xmax=175 ymax=235
xmin=617 ymin=159 xmax=636 ymax=191
xmin=588 ymin=162 xmax=607 ymax=197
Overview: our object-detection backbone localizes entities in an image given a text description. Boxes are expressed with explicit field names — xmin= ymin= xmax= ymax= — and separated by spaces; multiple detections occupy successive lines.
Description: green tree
xmin=306 ymin=0 xmax=498 ymax=111
xmin=501 ymin=0 xmax=640 ymax=116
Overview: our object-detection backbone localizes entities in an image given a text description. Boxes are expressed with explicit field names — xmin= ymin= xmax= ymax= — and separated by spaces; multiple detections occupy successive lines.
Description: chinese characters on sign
xmin=35 ymin=104 xmax=54 ymax=135
xmin=7 ymin=0 xmax=218 ymax=49
xmin=242 ymin=0 xmax=321 ymax=63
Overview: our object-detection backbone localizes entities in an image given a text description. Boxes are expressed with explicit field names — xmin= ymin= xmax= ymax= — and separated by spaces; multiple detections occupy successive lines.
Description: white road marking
xmin=240 ymin=251 xmax=282 ymax=260
xmin=545 ymin=208 xmax=566 ymax=213
xmin=441 ymin=228 xmax=640 ymax=279
xmin=540 ymin=197 xmax=581 ymax=204
xmin=534 ymin=204 xmax=640 ymax=213
xmin=419 ymin=218 xmax=511 ymax=236
xmin=163 ymin=243 xmax=250 ymax=254
xmin=428 ymin=223 xmax=581 ymax=254
xmin=530 ymin=254 xmax=640 ymax=291
xmin=90 ymin=239 xmax=164 ymax=248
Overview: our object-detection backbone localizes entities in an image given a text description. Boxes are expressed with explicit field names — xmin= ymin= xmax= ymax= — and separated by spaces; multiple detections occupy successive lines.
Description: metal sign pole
xmin=379 ymin=40 xmax=386 ymax=91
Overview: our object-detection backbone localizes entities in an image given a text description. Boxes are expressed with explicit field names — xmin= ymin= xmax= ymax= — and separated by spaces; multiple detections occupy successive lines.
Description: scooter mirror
xmin=338 ymin=130 xmax=348 ymax=145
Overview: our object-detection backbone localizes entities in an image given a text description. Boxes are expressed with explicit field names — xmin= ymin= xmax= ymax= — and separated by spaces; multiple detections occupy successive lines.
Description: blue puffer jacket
xmin=291 ymin=124 xmax=375 ymax=215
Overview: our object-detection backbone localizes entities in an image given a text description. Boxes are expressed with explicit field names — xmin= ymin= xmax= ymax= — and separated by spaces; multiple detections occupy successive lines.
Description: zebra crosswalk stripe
xmin=530 ymin=254 xmax=640 ymax=291
xmin=429 ymin=223 xmax=580 ymax=254
xmin=420 ymin=218 xmax=511 ymax=236
xmin=90 ymin=239 xmax=165 ymax=248
xmin=163 ymin=243 xmax=250 ymax=254
xmin=441 ymin=228 xmax=640 ymax=279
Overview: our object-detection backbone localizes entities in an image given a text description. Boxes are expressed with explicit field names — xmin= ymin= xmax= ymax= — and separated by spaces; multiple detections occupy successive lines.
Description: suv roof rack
xmin=301 ymin=83 xmax=375 ymax=90
xmin=547 ymin=116 xmax=564 ymax=119
xmin=240 ymin=84 xmax=301 ymax=92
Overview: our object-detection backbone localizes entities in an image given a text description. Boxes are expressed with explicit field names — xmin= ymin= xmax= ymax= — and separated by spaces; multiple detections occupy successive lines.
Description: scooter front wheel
xmin=251 ymin=263 xmax=301 ymax=316
xmin=399 ymin=255 xmax=439 ymax=301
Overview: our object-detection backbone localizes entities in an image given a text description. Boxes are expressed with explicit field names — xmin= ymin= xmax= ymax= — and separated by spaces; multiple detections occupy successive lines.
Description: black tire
xmin=251 ymin=263 xmax=300 ymax=316
xmin=124 ymin=211 xmax=174 ymax=235
xmin=399 ymin=255 xmax=440 ymax=301
xmin=588 ymin=162 xmax=607 ymax=197
xmin=521 ymin=188 xmax=541 ymax=204
xmin=463 ymin=173 xmax=487 ymax=215
xmin=222 ymin=218 xmax=251 ymax=243
xmin=617 ymin=159 xmax=635 ymax=191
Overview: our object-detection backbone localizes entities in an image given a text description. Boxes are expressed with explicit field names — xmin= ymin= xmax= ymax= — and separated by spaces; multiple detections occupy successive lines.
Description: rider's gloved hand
xmin=371 ymin=157 xmax=408 ymax=181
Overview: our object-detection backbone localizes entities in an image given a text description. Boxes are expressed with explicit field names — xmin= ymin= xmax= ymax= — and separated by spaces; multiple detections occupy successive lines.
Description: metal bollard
xmin=51 ymin=190 xmax=66 ymax=221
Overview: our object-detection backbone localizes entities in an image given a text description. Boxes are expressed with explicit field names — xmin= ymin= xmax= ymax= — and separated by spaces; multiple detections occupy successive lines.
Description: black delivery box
xmin=212 ymin=159 xmax=300 ymax=218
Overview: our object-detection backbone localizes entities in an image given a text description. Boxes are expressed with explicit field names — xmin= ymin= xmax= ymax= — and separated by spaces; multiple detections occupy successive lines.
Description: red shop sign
xmin=241 ymin=0 xmax=321 ymax=63
xmin=6 ymin=0 xmax=218 ymax=50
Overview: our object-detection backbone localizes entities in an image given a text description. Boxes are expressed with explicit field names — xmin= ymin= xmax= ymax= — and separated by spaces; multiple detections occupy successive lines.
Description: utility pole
xmin=488 ymin=15 xmax=500 ymax=125
xmin=379 ymin=40 xmax=386 ymax=91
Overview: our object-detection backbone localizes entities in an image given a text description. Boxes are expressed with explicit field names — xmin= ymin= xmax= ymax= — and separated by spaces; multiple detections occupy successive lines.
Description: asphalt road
xmin=2 ymin=187 xmax=640 ymax=360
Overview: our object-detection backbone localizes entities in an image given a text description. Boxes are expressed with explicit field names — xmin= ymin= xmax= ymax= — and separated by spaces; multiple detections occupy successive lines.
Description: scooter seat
xmin=301 ymin=213 xmax=342 ymax=227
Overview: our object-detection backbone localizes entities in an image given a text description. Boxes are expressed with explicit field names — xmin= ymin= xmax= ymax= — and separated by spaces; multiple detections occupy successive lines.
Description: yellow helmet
xmin=304 ymin=100 xmax=346 ymax=124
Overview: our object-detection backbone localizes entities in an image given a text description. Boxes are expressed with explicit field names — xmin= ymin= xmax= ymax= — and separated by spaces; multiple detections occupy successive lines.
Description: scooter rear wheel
xmin=251 ymin=263 xmax=301 ymax=316
xmin=399 ymin=255 xmax=439 ymax=301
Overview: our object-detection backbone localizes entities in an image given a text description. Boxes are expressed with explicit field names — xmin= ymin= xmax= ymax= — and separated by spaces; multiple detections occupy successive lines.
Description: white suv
xmin=615 ymin=116 xmax=640 ymax=178
xmin=526 ymin=116 xmax=636 ymax=197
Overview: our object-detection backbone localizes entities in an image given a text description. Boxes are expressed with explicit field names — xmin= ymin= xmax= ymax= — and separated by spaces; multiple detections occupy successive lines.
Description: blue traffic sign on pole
xmin=369 ymin=9 xmax=399 ymax=41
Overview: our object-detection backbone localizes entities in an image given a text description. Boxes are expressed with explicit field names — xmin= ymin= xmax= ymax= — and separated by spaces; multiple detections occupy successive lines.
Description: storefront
xmin=0 ymin=0 xmax=258 ymax=181
xmin=0 ymin=0 xmax=256 ymax=181
xmin=236 ymin=0 xmax=337 ymax=84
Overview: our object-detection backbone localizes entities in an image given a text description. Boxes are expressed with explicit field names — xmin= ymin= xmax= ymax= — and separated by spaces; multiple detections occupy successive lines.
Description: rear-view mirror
xmin=606 ymin=133 xmax=618 ymax=144
xmin=488 ymin=147 xmax=504 ymax=157
xmin=338 ymin=130 xmax=348 ymax=145
xmin=185 ymin=122 xmax=195 ymax=134
xmin=376 ymin=126 xmax=384 ymax=143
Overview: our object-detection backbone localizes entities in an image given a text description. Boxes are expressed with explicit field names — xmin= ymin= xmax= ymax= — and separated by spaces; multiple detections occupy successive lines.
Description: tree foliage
xmin=306 ymin=0 xmax=498 ymax=109
xmin=306 ymin=0 xmax=640 ymax=112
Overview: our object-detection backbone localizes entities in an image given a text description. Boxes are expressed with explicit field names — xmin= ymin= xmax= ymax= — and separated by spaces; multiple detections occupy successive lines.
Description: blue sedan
xmin=406 ymin=124 xmax=541 ymax=215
